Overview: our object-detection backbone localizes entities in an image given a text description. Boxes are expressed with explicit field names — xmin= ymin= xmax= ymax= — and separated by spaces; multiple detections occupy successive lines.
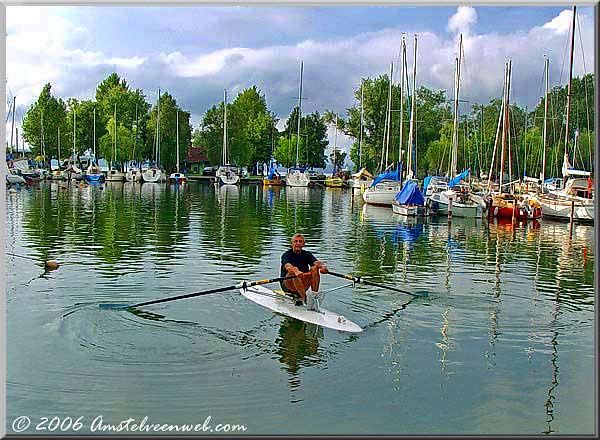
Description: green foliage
xmin=273 ymin=135 xmax=298 ymax=168
xmin=21 ymin=83 xmax=68 ymax=158
xmin=18 ymin=71 xmax=596 ymax=180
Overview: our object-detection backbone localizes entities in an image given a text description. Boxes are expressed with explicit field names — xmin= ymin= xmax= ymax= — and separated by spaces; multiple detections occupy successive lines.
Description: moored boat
xmin=392 ymin=180 xmax=429 ymax=216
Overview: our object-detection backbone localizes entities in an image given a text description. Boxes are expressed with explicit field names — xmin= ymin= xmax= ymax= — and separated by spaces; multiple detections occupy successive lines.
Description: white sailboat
xmin=126 ymin=104 xmax=142 ymax=182
xmin=286 ymin=61 xmax=310 ymax=187
xmin=106 ymin=104 xmax=125 ymax=182
xmin=169 ymin=111 xmax=188 ymax=184
xmin=536 ymin=6 xmax=593 ymax=223
xmin=85 ymin=108 xmax=104 ymax=183
xmin=325 ymin=114 xmax=343 ymax=187
xmin=216 ymin=89 xmax=240 ymax=185
xmin=362 ymin=61 xmax=402 ymax=206
xmin=348 ymin=82 xmax=374 ymax=192
xmin=425 ymin=34 xmax=483 ymax=218
xmin=143 ymin=89 xmax=166 ymax=183
xmin=62 ymin=110 xmax=82 ymax=180
xmin=392 ymin=35 xmax=428 ymax=217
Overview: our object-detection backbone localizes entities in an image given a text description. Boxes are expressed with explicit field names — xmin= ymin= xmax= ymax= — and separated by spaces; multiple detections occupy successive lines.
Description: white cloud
xmin=5 ymin=6 xmax=595 ymax=139
xmin=542 ymin=9 xmax=573 ymax=35
xmin=447 ymin=6 xmax=477 ymax=35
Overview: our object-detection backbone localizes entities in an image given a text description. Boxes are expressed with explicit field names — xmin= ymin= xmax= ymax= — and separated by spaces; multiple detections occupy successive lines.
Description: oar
xmin=326 ymin=271 xmax=428 ymax=297
xmin=99 ymin=274 xmax=305 ymax=310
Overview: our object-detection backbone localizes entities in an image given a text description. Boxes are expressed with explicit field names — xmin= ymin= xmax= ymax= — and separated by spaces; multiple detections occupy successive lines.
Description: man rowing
xmin=281 ymin=233 xmax=328 ymax=306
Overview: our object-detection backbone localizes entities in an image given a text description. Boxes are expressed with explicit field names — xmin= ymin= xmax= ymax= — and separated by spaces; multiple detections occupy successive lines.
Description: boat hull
xmin=263 ymin=178 xmax=282 ymax=186
xmin=392 ymin=201 xmax=429 ymax=217
xmin=286 ymin=170 xmax=310 ymax=187
xmin=142 ymin=168 xmax=164 ymax=183
xmin=240 ymin=285 xmax=362 ymax=333
xmin=168 ymin=173 xmax=188 ymax=184
xmin=125 ymin=169 xmax=142 ymax=182
xmin=106 ymin=170 xmax=125 ymax=182
xmin=84 ymin=174 xmax=104 ymax=183
xmin=489 ymin=194 xmax=542 ymax=220
xmin=538 ymin=194 xmax=594 ymax=222
xmin=427 ymin=191 xmax=483 ymax=218
xmin=362 ymin=180 xmax=402 ymax=206
xmin=325 ymin=177 xmax=344 ymax=187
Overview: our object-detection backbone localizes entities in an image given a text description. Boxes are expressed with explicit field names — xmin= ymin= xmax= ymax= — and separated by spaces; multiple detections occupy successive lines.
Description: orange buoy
xmin=45 ymin=260 xmax=60 ymax=271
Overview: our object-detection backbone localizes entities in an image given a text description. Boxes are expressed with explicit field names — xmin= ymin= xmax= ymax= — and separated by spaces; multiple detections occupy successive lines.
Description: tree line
xmin=17 ymin=71 xmax=594 ymax=178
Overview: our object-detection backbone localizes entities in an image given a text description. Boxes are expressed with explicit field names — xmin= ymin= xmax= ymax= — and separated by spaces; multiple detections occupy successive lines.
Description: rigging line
xmin=576 ymin=13 xmax=592 ymax=169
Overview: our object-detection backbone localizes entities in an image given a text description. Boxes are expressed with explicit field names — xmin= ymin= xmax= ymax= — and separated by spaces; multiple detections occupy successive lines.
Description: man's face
xmin=292 ymin=236 xmax=305 ymax=253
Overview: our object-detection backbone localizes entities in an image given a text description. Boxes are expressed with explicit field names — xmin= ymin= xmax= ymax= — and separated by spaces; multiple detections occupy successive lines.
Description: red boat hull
xmin=490 ymin=205 xmax=542 ymax=220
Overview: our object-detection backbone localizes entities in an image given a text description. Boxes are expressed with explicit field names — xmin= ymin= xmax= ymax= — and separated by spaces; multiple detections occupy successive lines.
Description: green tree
xmin=21 ymin=83 xmax=68 ymax=159
xmin=273 ymin=135 xmax=298 ymax=168
xmin=145 ymin=92 xmax=192 ymax=171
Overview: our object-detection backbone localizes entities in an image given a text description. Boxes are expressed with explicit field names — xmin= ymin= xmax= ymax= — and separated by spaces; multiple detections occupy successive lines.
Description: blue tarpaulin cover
xmin=422 ymin=175 xmax=447 ymax=194
xmin=394 ymin=180 xmax=425 ymax=206
xmin=267 ymin=164 xmax=280 ymax=180
xmin=448 ymin=169 xmax=471 ymax=188
xmin=371 ymin=162 xmax=402 ymax=187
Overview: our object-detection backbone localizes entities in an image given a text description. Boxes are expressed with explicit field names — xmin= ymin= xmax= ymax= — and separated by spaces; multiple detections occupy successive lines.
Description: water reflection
xmin=275 ymin=317 xmax=324 ymax=396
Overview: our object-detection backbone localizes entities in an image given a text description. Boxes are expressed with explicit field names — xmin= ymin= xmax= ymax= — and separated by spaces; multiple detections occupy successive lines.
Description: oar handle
xmin=327 ymin=271 xmax=419 ymax=297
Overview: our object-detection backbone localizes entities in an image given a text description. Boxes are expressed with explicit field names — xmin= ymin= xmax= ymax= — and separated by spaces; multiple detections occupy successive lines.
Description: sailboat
xmin=488 ymin=60 xmax=541 ymax=220
xmin=362 ymin=60 xmax=402 ymax=206
xmin=425 ymin=34 xmax=483 ymax=218
xmin=143 ymin=89 xmax=167 ymax=183
xmin=216 ymin=89 xmax=240 ymax=185
xmin=169 ymin=111 xmax=187 ymax=184
xmin=286 ymin=61 xmax=310 ymax=187
xmin=61 ymin=110 xmax=83 ymax=180
xmin=392 ymin=35 xmax=428 ymax=217
xmin=126 ymin=104 xmax=142 ymax=182
xmin=348 ymin=81 xmax=374 ymax=192
xmin=325 ymin=113 xmax=343 ymax=187
xmin=106 ymin=104 xmax=125 ymax=182
xmin=85 ymin=108 xmax=104 ymax=183
xmin=536 ymin=6 xmax=593 ymax=223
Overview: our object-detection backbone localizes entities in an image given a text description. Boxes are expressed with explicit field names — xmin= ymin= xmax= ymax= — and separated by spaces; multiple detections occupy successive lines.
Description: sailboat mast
xmin=58 ymin=127 xmax=60 ymax=161
xmin=134 ymin=103 xmax=138 ymax=164
xmin=93 ymin=107 xmax=96 ymax=158
xmin=541 ymin=56 xmax=549 ymax=184
xmin=358 ymin=82 xmax=364 ymax=170
xmin=407 ymin=34 xmax=418 ymax=179
xmin=157 ymin=88 xmax=161 ymax=165
xmin=223 ymin=89 xmax=228 ymax=165
xmin=113 ymin=104 xmax=117 ymax=167
xmin=384 ymin=62 xmax=394 ymax=168
xmin=72 ymin=109 xmax=76 ymax=160
xmin=398 ymin=36 xmax=406 ymax=175
xmin=498 ymin=61 xmax=511 ymax=194
xmin=176 ymin=110 xmax=180 ymax=173
xmin=333 ymin=113 xmax=338 ymax=171
xmin=295 ymin=61 xmax=303 ymax=167
xmin=563 ymin=6 xmax=576 ymax=165
xmin=10 ymin=96 xmax=15 ymax=154
xmin=451 ymin=34 xmax=462 ymax=179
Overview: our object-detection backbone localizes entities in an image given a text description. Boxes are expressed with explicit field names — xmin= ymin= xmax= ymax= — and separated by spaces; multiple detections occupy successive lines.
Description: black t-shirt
xmin=281 ymin=249 xmax=317 ymax=277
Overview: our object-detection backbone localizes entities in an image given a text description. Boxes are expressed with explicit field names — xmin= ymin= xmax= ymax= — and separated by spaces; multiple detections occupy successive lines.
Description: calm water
xmin=5 ymin=181 xmax=595 ymax=435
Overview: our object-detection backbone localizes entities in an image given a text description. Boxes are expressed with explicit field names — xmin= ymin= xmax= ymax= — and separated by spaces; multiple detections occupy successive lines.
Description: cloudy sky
xmin=5 ymin=5 xmax=595 ymax=156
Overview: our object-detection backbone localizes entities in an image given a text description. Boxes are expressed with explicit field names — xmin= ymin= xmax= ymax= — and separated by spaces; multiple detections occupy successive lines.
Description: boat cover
xmin=371 ymin=162 xmax=402 ymax=187
xmin=394 ymin=180 xmax=425 ymax=206
xmin=423 ymin=175 xmax=447 ymax=194
xmin=448 ymin=169 xmax=471 ymax=188
xmin=267 ymin=164 xmax=280 ymax=180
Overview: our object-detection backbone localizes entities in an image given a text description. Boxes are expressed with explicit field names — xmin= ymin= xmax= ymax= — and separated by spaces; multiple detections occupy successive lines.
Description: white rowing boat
xmin=240 ymin=284 xmax=363 ymax=333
